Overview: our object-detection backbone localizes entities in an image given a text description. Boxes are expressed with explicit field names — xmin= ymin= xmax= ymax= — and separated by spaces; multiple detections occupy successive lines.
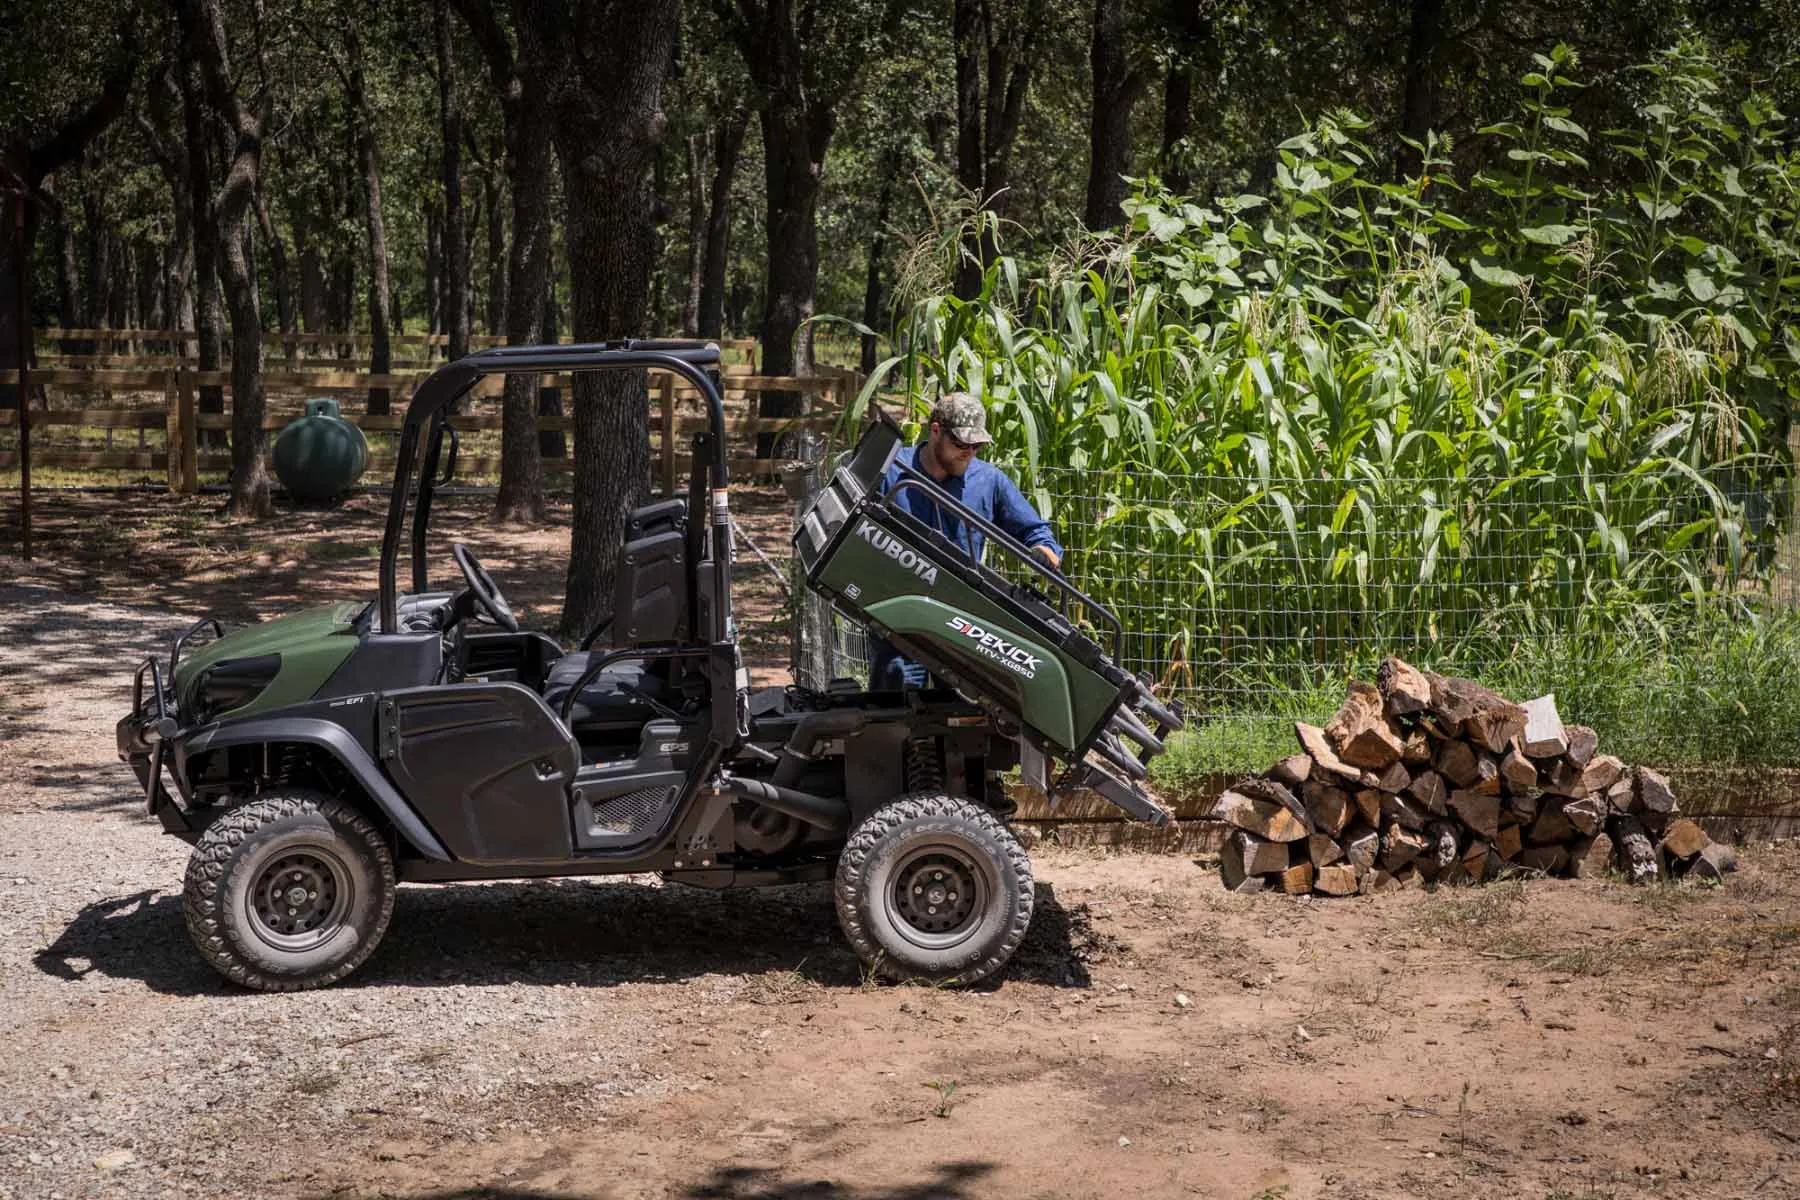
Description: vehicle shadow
xmin=400 ymin=1162 xmax=996 ymax=1199
xmin=34 ymin=879 xmax=1095 ymax=997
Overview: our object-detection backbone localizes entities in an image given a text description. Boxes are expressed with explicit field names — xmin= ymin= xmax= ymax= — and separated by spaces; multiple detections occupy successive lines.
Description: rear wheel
xmin=183 ymin=789 xmax=396 ymax=991
xmin=834 ymin=792 xmax=1034 ymax=986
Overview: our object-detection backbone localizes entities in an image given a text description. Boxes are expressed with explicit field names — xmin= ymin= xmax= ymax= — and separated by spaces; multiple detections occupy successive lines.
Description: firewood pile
xmin=1213 ymin=658 xmax=1739 ymax=896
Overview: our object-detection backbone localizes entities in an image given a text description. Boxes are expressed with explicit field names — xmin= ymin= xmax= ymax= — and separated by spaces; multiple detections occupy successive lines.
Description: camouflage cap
xmin=928 ymin=392 xmax=993 ymax=445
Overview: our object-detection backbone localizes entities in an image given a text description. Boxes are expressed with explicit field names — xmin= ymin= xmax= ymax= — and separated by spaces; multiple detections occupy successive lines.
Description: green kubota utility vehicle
xmin=118 ymin=341 xmax=1183 ymax=991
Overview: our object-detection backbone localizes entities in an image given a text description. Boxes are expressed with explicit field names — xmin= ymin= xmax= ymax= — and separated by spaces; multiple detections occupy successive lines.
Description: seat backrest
xmin=612 ymin=529 xmax=688 ymax=644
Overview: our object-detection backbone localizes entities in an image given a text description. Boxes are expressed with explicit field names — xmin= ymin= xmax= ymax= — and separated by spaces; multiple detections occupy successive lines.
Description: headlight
xmin=192 ymin=654 xmax=282 ymax=722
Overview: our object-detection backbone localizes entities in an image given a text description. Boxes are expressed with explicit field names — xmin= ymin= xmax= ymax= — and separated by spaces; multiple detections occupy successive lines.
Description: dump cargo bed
xmin=793 ymin=413 xmax=1184 ymax=824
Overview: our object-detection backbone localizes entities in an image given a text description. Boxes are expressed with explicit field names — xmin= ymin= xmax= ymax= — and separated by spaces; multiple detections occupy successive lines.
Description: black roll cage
xmin=378 ymin=339 xmax=731 ymax=638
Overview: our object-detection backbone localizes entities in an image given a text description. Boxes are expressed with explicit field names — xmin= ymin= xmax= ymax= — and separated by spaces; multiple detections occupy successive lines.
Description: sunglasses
xmin=940 ymin=427 xmax=982 ymax=452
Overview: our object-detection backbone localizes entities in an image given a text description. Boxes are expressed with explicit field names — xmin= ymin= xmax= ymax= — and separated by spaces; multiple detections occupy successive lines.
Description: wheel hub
xmin=250 ymin=850 xmax=349 ymax=948
xmin=892 ymin=851 xmax=980 ymax=937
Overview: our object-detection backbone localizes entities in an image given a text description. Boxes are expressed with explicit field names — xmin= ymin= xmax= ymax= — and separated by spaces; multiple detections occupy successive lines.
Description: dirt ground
xmin=3 ymin=493 xmax=1800 ymax=1199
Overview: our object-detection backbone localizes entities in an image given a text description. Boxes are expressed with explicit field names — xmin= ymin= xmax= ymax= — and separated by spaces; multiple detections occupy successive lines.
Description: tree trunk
xmin=1397 ymin=0 xmax=1444 ymax=179
xmin=483 ymin=143 xmax=505 ymax=336
xmin=53 ymin=199 xmax=80 ymax=337
xmin=682 ymin=130 xmax=705 ymax=336
xmin=696 ymin=109 xmax=746 ymax=340
xmin=253 ymin=182 xmax=296 ymax=363
xmin=454 ymin=0 xmax=558 ymax=521
xmin=435 ymin=0 xmax=470 ymax=363
xmin=176 ymin=47 xmax=226 ymax=439
xmin=344 ymin=27 xmax=394 ymax=412
xmin=861 ymin=165 xmax=895 ymax=375
xmin=755 ymin=97 xmax=827 ymax=456
xmin=952 ymin=0 xmax=1044 ymax=299
xmin=1160 ymin=59 xmax=1193 ymax=195
xmin=423 ymin=203 xmax=442 ymax=339
xmin=537 ymin=279 xmax=563 ymax=460
xmin=177 ymin=0 xmax=271 ymax=517
xmin=534 ymin=0 xmax=679 ymax=639
xmin=1084 ymin=0 xmax=1145 ymax=230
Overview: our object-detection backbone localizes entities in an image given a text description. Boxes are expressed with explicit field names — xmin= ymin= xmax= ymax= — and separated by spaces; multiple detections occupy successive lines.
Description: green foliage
xmin=857 ymin=47 xmax=1799 ymax=745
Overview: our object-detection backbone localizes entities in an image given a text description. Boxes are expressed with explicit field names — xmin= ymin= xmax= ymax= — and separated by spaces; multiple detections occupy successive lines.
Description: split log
xmin=1564 ymin=725 xmax=1599 ymax=769
xmin=1353 ymin=789 xmax=1382 ymax=827
xmin=1380 ymin=824 xmax=1429 ymax=870
xmin=1495 ymin=822 xmax=1523 ymax=861
xmin=1315 ymin=863 xmax=1361 ymax=895
xmin=1296 ymin=722 xmax=1378 ymax=788
xmin=1302 ymin=780 xmax=1352 ymax=837
xmin=1579 ymin=754 xmax=1624 ymax=795
xmin=1499 ymin=749 xmax=1539 ymax=793
xmin=1277 ymin=861 xmax=1316 ymax=895
xmin=1324 ymin=681 xmax=1404 ymax=769
xmin=1425 ymin=821 xmax=1461 ymax=878
xmin=1611 ymin=815 xmax=1659 ymax=884
xmin=1219 ymin=849 xmax=1266 ymax=893
xmin=1689 ymin=842 xmax=1738 ymax=881
xmin=1505 ymin=792 xmax=1539 ymax=824
xmin=1571 ymin=832 xmax=1614 ymax=879
xmin=1344 ymin=826 xmax=1380 ymax=870
xmin=1448 ymin=790 xmax=1501 ymax=842
xmin=1634 ymin=767 xmax=1678 ymax=820
xmin=1562 ymin=794 xmax=1608 ymax=837
xmin=1376 ymin=656 xmax=1432 ymax=717
xmin=1542 ymin=758 xmax=1586 ymax=798
xmin=1528 ymin=799 xmax=1574 ymax=845
xmin=1373 ymin=760 xmax=1412 ymax=794
xmin=1380 ymin=792 xmax=1433 ymax=832
xmin=1361 ymin=867 xmax=1410 ymax=894
xmin=1270 ymin=753 xmax=1313 ymax=790
xmin=1400 ymin=729 xmax=1433 ymax=765
xmin=1229 ymin=830 xmax=1291 ymax=876
xmin=1406 ymin=769 xmax=1448 ymax=815
xmin=1424 ymin=671 xmax=1512 ymax=727
xmin=1470 ymin=753 xmax=1502 ymax=797
xmin=1605 ymin=774 xmax=1635 ymax=814
xmin=1434 ymin=740 xmax=1482 ymax=789
xmin=1237 ymin=777 xmax=1314 ymax=832
xmin=1309 ymin=833 xmax=1345 ymax=868
xmin=1461 ymin=840 xmax=1498 ymax=881
xmin=1660 ymin=818 xmax=1710 ymax=861
xmin=1215 ymin=787 xmax=1309 ymax=843
xmin=1520 ymin=694 xmax=1568 ymax=759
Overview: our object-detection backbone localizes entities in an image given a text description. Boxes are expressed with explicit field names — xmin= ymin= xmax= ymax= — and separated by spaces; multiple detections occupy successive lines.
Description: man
xmin=869 ymin=392 xmax=1064 ymax=689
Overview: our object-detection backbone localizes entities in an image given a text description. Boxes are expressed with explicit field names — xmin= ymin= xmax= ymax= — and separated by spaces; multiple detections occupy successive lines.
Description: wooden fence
xmin=3 ymin=329 xmax=865 ymax=496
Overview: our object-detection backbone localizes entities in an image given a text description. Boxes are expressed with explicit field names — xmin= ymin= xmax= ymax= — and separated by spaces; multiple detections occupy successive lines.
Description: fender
xmin=181 ymin=717 xmax=452 ymax=861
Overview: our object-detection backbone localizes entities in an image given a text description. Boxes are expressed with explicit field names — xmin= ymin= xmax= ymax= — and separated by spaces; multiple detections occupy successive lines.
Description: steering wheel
xmin=451 ymin=543 xmax=519 ymax=633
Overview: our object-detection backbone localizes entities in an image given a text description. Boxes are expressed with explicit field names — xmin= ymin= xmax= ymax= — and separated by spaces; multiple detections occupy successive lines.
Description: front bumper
xmin=117 ymin=617 xmax=224 ymax=834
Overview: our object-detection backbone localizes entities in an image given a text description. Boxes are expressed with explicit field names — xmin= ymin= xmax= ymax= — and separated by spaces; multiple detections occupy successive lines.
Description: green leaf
xmin=1684 ymin=267 xmax=1719 ymax=303
xmin=1469 ymin=258 xmax=1527 ymax=287
xmin=1519 ymin=224 xmax=1581 ymax=246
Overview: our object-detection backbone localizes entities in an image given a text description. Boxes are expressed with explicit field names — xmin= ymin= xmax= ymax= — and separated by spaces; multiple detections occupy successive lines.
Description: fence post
xmin=659 ymin=372 xmax=677 ymax=497
xmin=173 ymin=368 xmax=198 ymax=494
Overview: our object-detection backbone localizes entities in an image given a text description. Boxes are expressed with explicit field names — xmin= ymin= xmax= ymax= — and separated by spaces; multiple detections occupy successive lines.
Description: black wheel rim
xmin=886 ymin=845 xmax=988 ymax=950
xmin=248 ymin=847 xmax=353 ymax=952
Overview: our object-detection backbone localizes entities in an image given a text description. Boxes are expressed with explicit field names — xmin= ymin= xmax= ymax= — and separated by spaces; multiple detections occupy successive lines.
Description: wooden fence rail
xmin=2 ymin=355 xmax=865 ymax=496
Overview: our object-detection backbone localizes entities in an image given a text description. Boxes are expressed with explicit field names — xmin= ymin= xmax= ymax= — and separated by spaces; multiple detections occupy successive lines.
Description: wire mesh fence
xmin=794 ymin=460 xmax=1799 ymax=731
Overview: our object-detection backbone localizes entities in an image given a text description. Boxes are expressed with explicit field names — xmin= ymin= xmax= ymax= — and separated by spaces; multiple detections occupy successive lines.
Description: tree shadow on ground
xmin=34 ymin=878 xmax=1094 ymax=997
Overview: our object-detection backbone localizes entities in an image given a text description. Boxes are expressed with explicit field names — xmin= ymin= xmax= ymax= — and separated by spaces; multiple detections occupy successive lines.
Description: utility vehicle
xmin=118 ymin=341 xmax=1182 ymax=991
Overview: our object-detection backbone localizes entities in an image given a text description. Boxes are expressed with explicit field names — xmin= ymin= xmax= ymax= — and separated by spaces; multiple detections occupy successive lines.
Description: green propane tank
xmin=273 ymin=397 xmax=369 ymax=503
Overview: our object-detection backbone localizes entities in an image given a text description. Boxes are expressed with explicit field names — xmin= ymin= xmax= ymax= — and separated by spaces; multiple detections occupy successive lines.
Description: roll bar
xmin=378 ymin=340 xmax=730 ymax=635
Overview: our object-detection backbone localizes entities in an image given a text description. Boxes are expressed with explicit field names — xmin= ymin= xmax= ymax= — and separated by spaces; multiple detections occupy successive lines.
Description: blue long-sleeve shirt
xmin=878 ymin=443 xmax=1064 ymax=566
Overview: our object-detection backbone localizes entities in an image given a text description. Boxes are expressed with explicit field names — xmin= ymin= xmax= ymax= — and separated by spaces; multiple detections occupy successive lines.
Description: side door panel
xmin=379 ymin=683 xmax=578 ymax=863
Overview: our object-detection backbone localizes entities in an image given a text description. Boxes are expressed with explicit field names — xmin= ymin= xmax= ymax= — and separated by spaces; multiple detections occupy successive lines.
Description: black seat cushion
xmin=541 ymin=653 xmax=669 ymax=733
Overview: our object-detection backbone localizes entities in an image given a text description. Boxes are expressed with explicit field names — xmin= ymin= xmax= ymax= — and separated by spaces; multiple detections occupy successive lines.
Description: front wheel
xmin=834 ymin=792 xmax=1035 ymax=986
xmin=183 ymin=789 xmax=396 ymax=991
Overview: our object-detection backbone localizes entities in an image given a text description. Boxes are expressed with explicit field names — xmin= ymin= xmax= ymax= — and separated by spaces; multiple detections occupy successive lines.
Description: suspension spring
xmin=904 ymin=736 xmax=943 ymax=793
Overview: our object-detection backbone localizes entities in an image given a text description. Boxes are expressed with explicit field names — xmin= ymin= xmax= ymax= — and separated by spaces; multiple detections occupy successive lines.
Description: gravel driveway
xmin=0 ymin=585 xmax=830 ymax=1197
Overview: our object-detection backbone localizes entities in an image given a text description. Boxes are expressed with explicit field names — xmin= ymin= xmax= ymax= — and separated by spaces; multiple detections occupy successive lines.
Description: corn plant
xmin=848 ymin=46 xmax=1798 ymax=719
